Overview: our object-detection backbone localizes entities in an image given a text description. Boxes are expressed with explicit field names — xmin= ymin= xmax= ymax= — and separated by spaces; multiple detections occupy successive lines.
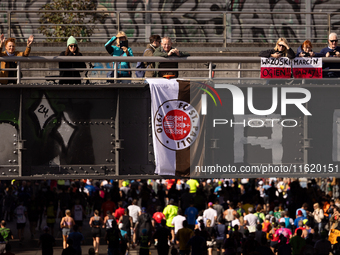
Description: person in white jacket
xmin=312 ymin=203 xmax=324 ymax=234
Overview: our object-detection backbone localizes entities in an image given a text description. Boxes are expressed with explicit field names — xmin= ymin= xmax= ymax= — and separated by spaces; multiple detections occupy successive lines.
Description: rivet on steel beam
xmin=90 ymin=167 xmax=94 ymax=170
xmin=111 ymin=125 xmax=114 ymax=128
xmin=13 ymin=143 xmax=16 ymax=146
xmin=111 ymin=122 xmax=114 ymax=124
xmin=13 ymin=134 xmax=16 ymax=137
xmin=299 ymin=133 xmax=302 ymax=136
xmin=13 ymin=169 xmax=16 ymax=172
xmin=110 ymin=168 xmax=114 ymax=171
xmin=63 ymin=167 xmax=67 ymax=170
xmin=89 ymin=122 xmax=92 ymax=124
xmin=106 ymin=159 xmax=109 ymax=162
xmin=8 ymin=160 xmax=12 ymax=163
xmin=111 ymin=134 xmax=114 ymax=137
xmin=111 ymin=117 xmax=114 ymax=120
xmin=100 ymin=167 xmax=104 ymax=169
xmin=13 ymin=151 xmax=17 ymax=154
xmin=299 ymin=149 xmax=302 ymax=152
xmin=2 ymin=172 xmax=4 ymax=175
xmin=111 ymin=150 xmax=114 ymax=153
xmin=100 ymin=122 xmax=103 ymax=124
xmin=299 ymin=158 xmax=302 ymax=160
xmin=69 ymin=167 xmax=72 ymax=170
xmin=95 ymin=122 xmax=98 ymax=124
xmin=85 ymin=171 xmax=88 ymax=173
xmin=149 ymin=134 xmax=152 ymax=137
xmin=13 ymin=160 xmax=16 ymax=163
xmin=95 ymin=170 xmax=99 ymax=173
xmin=295 ymin=158 xmax=298 ymax=160
xmin=106 ymin=122 xmax=109 ymax=124
xmin=8 ymin=169 xmax=11 ymax=172
xmin=79 ymin=167 xmax=82 ymax=170
xmin=110 ymin=159 xmax=114 ymax=162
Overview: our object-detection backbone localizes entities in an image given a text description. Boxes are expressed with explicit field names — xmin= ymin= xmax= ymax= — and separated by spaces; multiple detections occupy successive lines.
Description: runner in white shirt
xmin=127 ymin=199 xmax=141 ymax=227
xmin=203 ymin=202 xmax=217 ymax=227
xmin=171 ymin=209 xmax=186 ymax=234
xmin=72 ymin=200 xmax=85 ymax=232
xmin=244 ymin=207 xmax=259 ymax=233
xmin=14 ymin=202 xmax=27 ymax=243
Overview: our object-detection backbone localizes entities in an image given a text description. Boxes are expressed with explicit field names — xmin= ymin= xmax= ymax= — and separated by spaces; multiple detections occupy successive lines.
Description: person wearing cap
xmin=38 ymin=226 xmax=55 ymax=255
xmin=58 ymin=36 xmax=86 ymax=84
xmin=103 ymin=210 xmax=114 ymax=229
xmin=294 ymin=210 xmax=307 ymax=228
xmin=163 ymin=199 xmax=178 ymax=243
xmin=60 ymin=209 xmax=75 ymax=249
xmin=138 ymin=228 xmax=150 ymax=255
xmin=134 ymin=207 xmax=152 ymax=245
xmin=295 ymin=203 xmax=308 ymax=218
xmin=0 ymin=34 xmax=34 ymax=84
xmin=105 ymin=31 xmax=134 ymax=83
xmin=203 ymin=202 xmax=217 ymax=227
xmin=259 ymin=37 xmax=295 ymax=59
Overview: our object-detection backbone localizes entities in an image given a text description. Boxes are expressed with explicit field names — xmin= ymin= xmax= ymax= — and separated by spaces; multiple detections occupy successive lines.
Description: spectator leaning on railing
xmin=296 ymin=40 xmax=323 ymax=57
xmin=259 ymin=37 xmax=295 ymax=59
xmin=0 ymin=34 xmax=34 ymax=84
xmin=154 ymin=37 xmax=190 ymax=78
xmin=320 ymin=32 xmax=340 ymax=78
xmin=59 ymin=36 xmax=86 ymax=85
xmin=143 ymin=34 xmax=161 ymax=78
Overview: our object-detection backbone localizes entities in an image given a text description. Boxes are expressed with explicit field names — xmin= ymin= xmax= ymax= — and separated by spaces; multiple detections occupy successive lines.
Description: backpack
xmin=0 ymin=228 xmax=10 ymax=242
xmin=255 ymin=212 xmax=264 ymax=223
xmin=135 ymin=49 xmax=152 ymax=78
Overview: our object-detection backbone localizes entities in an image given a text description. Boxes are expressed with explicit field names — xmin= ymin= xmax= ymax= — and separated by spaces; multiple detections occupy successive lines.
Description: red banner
xmin=293 ymin=68 xmax=322 ymax=79
xmin=260 ymin=67 xmax=292 ymax=79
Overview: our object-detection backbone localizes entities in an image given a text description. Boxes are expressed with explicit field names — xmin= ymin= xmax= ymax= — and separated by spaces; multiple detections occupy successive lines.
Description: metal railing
xmin=3 ymin=10 xmax=340 ymax=45
xmin=0 ymin=56 xmax=339 ymax=85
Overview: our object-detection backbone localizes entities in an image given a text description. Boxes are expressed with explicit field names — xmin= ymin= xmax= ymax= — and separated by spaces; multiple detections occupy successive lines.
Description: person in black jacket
xmin=59 ymin=36 xmax=86 ymax=84
xmin=259 ymin=37 xmax=295 ymax=59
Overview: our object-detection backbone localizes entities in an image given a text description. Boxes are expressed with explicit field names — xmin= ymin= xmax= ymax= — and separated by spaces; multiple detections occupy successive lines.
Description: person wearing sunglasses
xmin=296 ymin=40 xmax=323 ymax=57
xmin=59 ymin=36 xmax=86 ymax=84
xmin=105 ymin=31 xmax=134 ymax=83
xmin=259 ymin=37 xmax=295 ymax=59
xmin=320 ymin=33 xmax=340 ymax=78
xmin=0 ymin=34 xmax=34 ymax=84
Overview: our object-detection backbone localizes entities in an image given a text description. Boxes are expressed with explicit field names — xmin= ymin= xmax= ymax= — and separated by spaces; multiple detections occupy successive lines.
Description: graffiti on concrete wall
xmin=1 ymin=0 xmax=340 ymax=42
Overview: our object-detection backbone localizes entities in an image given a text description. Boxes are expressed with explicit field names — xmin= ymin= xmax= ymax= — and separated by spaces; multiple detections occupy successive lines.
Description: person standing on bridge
xmin=0 ymin=34 xmax=34 ymax=84
xmin=259 ymin=37 xmax=295 ymax=59
xmin=59 ymin=36 xmax=87 ymax=84
xmin=153 ymin=36 xmax=190 ymax=78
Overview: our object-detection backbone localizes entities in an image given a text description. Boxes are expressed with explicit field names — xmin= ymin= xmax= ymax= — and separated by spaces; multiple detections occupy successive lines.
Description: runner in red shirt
xmin=153 ymin=206 xmax=165 ymax=229
xmin=114 ymin=201 xmax=125 ymax=223
xmin=101 ymin=197 xmax=116 ymax=217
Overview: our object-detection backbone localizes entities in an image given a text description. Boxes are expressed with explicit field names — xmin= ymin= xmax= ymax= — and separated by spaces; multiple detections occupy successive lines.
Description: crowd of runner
xmin=0 ymin=178 xmax=339 ymax=255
